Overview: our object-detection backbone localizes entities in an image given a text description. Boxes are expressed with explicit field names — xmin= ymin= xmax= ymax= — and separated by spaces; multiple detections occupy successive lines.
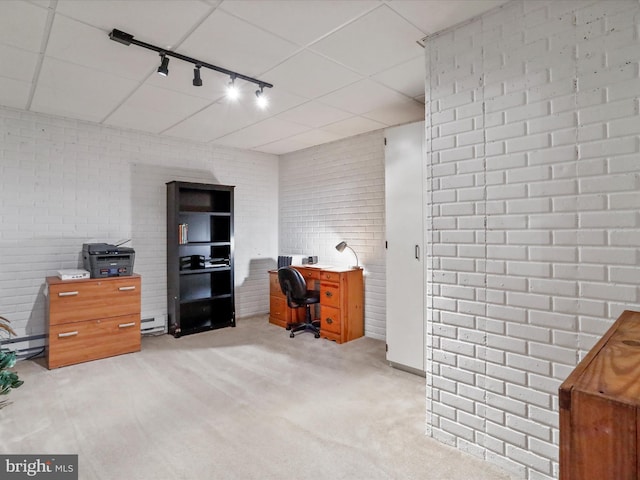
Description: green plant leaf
xmin=0 ymin=316 xmax=23 ymax=404
xmin=0 ymin=351 xmax=16 ymax=369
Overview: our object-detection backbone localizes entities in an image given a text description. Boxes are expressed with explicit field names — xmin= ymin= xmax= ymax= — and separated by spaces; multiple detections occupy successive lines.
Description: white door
xmin=385 ymin=121 xmax=425 ymax=373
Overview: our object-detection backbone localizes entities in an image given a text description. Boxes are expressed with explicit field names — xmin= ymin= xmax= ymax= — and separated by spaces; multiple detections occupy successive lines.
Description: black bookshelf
xmin=166 ymin=181 xmax=235 ymax=337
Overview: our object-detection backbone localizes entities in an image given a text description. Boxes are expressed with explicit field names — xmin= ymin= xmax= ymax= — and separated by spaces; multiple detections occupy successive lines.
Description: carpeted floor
xmin=3 ymin=315 xmax=513 ymax=479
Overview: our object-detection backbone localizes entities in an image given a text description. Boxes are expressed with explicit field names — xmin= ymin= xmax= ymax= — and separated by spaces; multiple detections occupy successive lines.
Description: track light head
xmin=227 ymin=75 xmax=239 ymax=100
xmin=193 ymin=65 xmax=202 ymax=87
xmin=255 ymin=85 xmax=268 ymax=109
xmin=157 ymin=53 xmax=169 ymax=76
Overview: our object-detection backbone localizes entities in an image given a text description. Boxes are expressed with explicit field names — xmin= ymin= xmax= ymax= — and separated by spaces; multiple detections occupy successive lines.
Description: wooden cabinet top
xmin=269 ymin=266 xmax=363 ymax=274
xmin=560 ymin=310 xmax=640 ymax=408
xmin=46 ymin=274 xmax=141 ymax=286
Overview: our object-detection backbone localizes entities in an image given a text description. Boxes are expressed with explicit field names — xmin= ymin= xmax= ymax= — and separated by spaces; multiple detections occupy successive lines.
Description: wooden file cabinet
xmin=559 ymin=310 xmax=640 ymax=480
xmin=46 ymin=275 xmax=141 ymax=369
xmin=269 ymin=266 xmax=364 ymax=344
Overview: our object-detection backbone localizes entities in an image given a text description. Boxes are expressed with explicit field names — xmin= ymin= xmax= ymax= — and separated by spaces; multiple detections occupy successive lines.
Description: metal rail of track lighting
xmin=109 ymin=29 xmax=273 ymax=107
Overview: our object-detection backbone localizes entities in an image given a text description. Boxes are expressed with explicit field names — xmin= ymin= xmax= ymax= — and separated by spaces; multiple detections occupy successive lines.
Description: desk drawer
xmin=49 ymin=277 xmax=141 ymax=325
xmin=321 ymin=306 xmax=341 ymax=335
xmin=270 ymin=295 xmax=288 ymax=323
xmin=320 ymin=282 xmax=340 ymax=308
xmin=320 ymin=271 xmax=341 ymax=282
xmin=48 ymin=314 xmax=140 ymax=368
xmin=269 ymin=273 xmax=283 ymax=296
xmin=297 ymin=268 xmax=320 ymax=281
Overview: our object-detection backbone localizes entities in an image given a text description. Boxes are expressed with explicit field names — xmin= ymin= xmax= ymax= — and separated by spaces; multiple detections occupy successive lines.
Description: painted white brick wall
xmin=425 ymin=1 xmax=640 ymax=478
xmin=0 ymin=107 xmax=278 ymax=346
xmin=279 ymin=131 xmax=386 ymax=339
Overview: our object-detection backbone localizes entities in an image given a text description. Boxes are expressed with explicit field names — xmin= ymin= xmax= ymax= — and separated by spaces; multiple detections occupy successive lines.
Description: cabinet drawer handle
xmin=326 ymin=317 xmax=333 ymax=324
xmin=58 ymin=331 xmax=78 ymax=338
xmin=58 ymin=291 xmax=79 ymax=297
xmin=118 ymin=322 xmax=136 ymax=328
xmin=118 ymin=286 xmax=136 ymax=291
xmin=325 ymin=291 xmax=333 ymax=298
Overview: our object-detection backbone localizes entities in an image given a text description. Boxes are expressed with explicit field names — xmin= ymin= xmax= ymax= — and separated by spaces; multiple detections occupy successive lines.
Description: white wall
xmin=424 ymin=1 xmax=640 ymax=478
xmin=0 ymin=106 xmax=278 ymax=350
xmin=279 ymin=130 xmax=387 ymax=339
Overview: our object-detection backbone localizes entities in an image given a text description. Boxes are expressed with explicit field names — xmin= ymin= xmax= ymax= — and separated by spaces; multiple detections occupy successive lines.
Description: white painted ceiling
xmin=0 ymin=0 xmax=507 ymax=155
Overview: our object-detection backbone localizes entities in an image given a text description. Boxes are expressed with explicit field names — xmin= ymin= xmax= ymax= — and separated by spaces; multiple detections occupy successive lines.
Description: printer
xmin=82 ymin=243 xmax=135 ymax=278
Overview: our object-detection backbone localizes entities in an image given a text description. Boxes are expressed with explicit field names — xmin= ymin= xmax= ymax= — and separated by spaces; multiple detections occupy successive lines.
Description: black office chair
xmin=277 ymin=267 xmax=321 ymax=338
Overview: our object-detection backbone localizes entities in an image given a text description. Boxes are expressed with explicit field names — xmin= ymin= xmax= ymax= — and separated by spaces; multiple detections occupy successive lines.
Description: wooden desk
xmin=559 ymin=310 xmax=640 ymax=479
xmin=269 ymin=266 xmax=364 ymax=344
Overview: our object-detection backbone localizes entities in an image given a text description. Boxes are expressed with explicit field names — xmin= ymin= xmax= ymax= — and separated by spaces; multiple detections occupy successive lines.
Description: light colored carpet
xmin=3 ymin=315 xmax=514 ymax=480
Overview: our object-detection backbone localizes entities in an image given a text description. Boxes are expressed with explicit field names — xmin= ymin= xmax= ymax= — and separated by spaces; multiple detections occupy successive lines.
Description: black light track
xmin=108 ymin=28 xmax=274 ymax=90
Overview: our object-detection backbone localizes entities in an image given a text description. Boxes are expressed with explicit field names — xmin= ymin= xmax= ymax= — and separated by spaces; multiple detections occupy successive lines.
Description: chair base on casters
xmin=286 ymin=305 xmax=321 ymax=338
xmin=287 ymin=320 xmax=321 ymax=338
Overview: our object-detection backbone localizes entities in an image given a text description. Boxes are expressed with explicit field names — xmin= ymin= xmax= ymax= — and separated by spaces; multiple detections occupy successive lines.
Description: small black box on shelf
xmin=180 ymin=255 xmax=205 ymax=271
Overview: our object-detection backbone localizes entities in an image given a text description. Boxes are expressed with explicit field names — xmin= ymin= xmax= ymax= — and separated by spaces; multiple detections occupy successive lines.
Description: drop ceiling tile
xmin=163 ymin=85 xmax=308 ymax=142
xmin=0 ymin=1 xmax=49 ymax=52
xmin=46 ymin=14 xmax=154 ymax=82
xmin=386 ymin=0 xmax=508 ymax=36
xmin=220 ymin=0 xmax=379 ymax=46
xmin=0 ymin=77 xmax=31 ymax=110
xmin=321 ymin=116 xmax=386 ymax=138
xmin=263 ymin=50 xmax=362 ymax=99
xmin=104 ymin=84 xmax=212 ymax=133
xmin=253 ymin=138 xmax=310 ymax=155
xmin=275 ymin=101 xmax=353 ymax=128
xmin=28 ymin=1 xmax=52 ymax=7
xmin=0 ymin=44 xmax=39 ymax=82
xmin=362 ymin=98 xmax=425 ymax=125
xmin=163 ymin=103 xmax=229 ymax=142
xmin=213 ymin=117 xmax=310 ymax=150
xmin=318 ymin=79 xmax=412 ymax=116
xmin=31 ymin=57 xmax=138 ymax=122
xmin=284 ymin=128 xmax=343 ymax=146
xmin=165 ymin=100 xmax=263 ymax=142
xmin=372 ymin=56 xmax=425 ymax=98
xmin=55 ymin=0 xmax=212 ymax=47
xmin=253 ymin=87 xmax=308 ymax=117
xmin=311 ymin=5 xmax=424 ymax=76
xmin=178 ymin=9 xmax=298 ymax=78
xmin=256 ymin=128 xmax=343 ymax=154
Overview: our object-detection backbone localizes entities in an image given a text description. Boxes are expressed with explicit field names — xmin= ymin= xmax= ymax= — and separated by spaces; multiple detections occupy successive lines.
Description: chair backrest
xmin=277 ymin=267 xmax=307 ymax=306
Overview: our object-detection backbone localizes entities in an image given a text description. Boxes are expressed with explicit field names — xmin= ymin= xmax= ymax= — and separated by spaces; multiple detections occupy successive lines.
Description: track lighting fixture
xmin=227 ymin=75 xmax=239 ymax=100
xmin=193 ymin=65 xmax=202 ymax=87
xmin=109 ymin=28 xmax=273 ymax=100
xmin=157 ymin=53 xmax=169 ymax=76
xmin=255 ymin=85 xmax=268 ymax=109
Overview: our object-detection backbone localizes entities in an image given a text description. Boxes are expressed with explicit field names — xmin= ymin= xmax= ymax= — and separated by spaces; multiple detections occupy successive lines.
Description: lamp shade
xmin=335 ymin=241 xmax=359 ymax=268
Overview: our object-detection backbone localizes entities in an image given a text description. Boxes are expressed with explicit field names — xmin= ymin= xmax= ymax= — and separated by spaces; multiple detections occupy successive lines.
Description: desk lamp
xmin=335 ymin=241 xmax=360 ymax=269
